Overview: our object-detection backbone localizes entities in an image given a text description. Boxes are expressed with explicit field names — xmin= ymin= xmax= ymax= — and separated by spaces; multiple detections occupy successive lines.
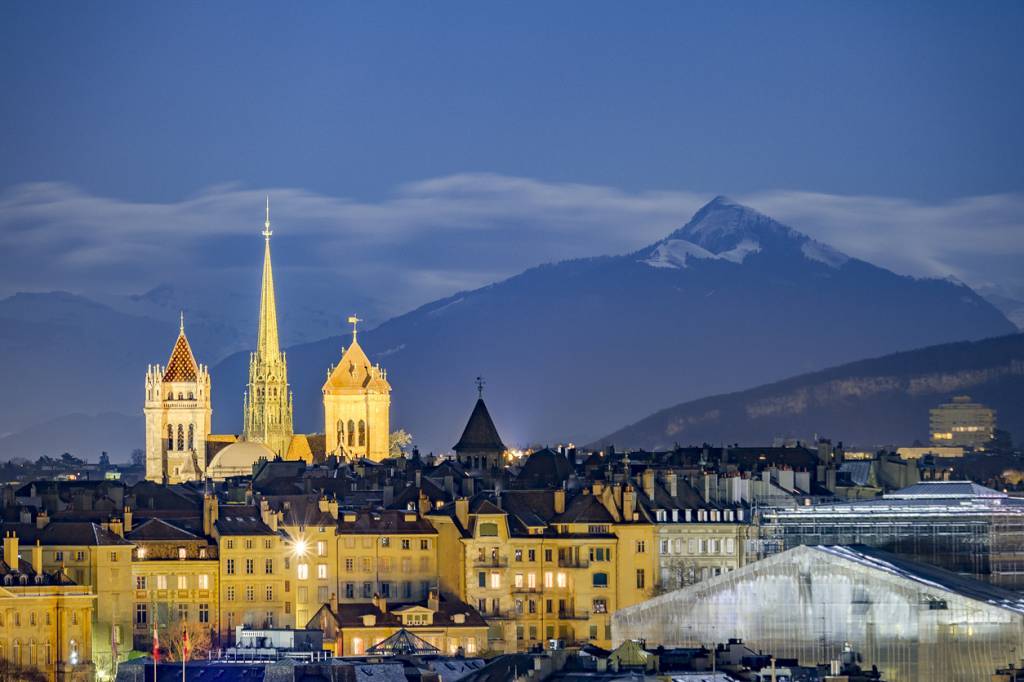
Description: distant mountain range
xmin=210 ymin=196 xmax=1016 ymax=452
xmin=591 ymin=333 xmax=1024 ymax=450
xmin=2 ymin=196 xmax=1019 ymax=459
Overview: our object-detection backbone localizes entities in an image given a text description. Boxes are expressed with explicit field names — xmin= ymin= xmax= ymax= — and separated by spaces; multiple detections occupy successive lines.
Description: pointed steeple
xmin=162 ymin=314 xmax=199 ymax=382
xmin=256 ymin=196 xmax=280 ymax=359
xmin=453 ymin=397 xmax=505 ymax=453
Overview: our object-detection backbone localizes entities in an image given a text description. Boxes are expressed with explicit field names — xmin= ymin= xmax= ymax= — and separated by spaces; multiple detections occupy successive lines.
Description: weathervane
xmin=475 ymin=376 xmax=486 ymax=399
xmin=262 ymin=195 xmax=273 ymax=240
xmin=348 ymin=314 xmax=362 ymax=342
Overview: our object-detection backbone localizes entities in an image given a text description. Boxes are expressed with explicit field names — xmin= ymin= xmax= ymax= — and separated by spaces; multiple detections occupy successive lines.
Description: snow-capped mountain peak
xmin=641 ymin=195 xmax=851 ymax=270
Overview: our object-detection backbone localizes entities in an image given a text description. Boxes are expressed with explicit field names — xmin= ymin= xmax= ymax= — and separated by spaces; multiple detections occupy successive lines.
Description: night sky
xmin=1 ymin=1 xmax=1023 ymax=324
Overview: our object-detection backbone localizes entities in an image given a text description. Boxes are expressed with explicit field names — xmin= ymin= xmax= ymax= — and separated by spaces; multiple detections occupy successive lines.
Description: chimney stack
xmin=203 ymin=492 xmax=219 ymax=536
xmin=31 ymin=540 xmax=42 ymax=576
xmin=329 ymin=592 xmax=339 ymax=613
xmin=428 ymin=588 xmax=440 ymax=612
xmin=454 ymin=498 xmax=469 ymax=530
xmin=36 ymin=510 xmax=50 ymax=530
xmin=641 ymin=468 xmax=656 ymax=500
xmin=3 ymin=532 xmax=19 ymax=570
xmin=553 ymin=489 xmax=566 ymax=515
xmin=123 ymin=506 xmax=133 ymax=533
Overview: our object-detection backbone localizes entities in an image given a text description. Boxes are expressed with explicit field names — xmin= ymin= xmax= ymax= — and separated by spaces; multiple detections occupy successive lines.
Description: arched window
xmin=348 ymin=420 xmax=355 ymax=447
xmin=176 ymin=424 xmax=184 ymax=450
xmin=12 ymin=641 xmax=19 ymax=666
xmin=177 ymin=392 xmax=183 ymax=400
xmin=167 ymin=425 xmax=174 ymax=449
xmin=188 ymin=392 xmax=194 ymax=400
xmin=358 ymin=420 xmax=366 ymax=446
xmin=336 ymin=420 xmax=344 ymax=449
xmin=187 ymin=424 xmax=194 ymax=451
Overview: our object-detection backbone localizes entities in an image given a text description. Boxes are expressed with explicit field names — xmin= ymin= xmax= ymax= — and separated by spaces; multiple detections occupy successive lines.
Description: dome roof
xmin=208 ymin=440 xmax=274 ymax=474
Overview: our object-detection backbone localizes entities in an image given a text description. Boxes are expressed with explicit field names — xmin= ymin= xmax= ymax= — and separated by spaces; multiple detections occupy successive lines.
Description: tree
xmin=389 ymin=430 xmax=413 ymax=457
xmin=130 ymin=448 xmax=146 ymax=467
xmin=164 ymin=620 xmax=212 ymax=662
xmin=99 ymin=451 xmax=111 ymax=467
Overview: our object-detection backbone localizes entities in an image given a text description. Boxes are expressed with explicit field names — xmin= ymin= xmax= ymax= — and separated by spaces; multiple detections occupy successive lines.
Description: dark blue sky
xmin=3 ymin=1 xmax=1023 ymax=203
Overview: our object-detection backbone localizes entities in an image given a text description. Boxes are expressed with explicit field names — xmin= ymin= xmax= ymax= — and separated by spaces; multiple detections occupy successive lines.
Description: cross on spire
xmin=262 ymin=195 xmax=273 ymax=240
xmin=475 ymin=376 xmax=486 ymax=399
xmin=347 ymin=314 xmax=362 ymax=342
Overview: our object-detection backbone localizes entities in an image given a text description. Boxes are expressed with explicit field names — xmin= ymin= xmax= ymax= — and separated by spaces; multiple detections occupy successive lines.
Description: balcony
xmin=557 ymin=557 xmax=589 ymax=568
xmin=473 ymin=557 xmax=508 ymax=568
xmin=511 ymin=585 xmax=542 ymax=594
xmin=557 ymin=609 xmax=590 ymax=620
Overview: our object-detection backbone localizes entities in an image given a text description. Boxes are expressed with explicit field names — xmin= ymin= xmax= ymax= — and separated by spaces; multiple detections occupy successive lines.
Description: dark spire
xmin=454 ymin=398 xmax=505 ymax=453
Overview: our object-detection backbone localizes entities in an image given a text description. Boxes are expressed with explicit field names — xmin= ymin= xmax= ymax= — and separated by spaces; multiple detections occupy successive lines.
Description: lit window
xmin=556 ymin=572 xmax=567 ymax=588
xmin=317 ymin=541 xmax=327 ymax=557
xmin=298 ymin=563 xmax=309 ymax=580
xmin=156 ymin=575 xmax=167 ymax=590
xmin=198 ymin=574 xmax=209 ymax=590
xmin=318 ymin=564 xmax=328 ymax=579
xmin=178 ymin=547 xmax=187 ymax=560
xmin=177 ymin=574 xmax=188 ymax=590
xmin=544 ymin=572 xmax=553 ymax=588
xmin=490 ymin=572 xmax=501 ymax=589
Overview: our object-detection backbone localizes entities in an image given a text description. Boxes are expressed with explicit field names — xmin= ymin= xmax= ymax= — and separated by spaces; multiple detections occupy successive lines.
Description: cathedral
xmin=144 ymin=200 xmax=392 ymax=483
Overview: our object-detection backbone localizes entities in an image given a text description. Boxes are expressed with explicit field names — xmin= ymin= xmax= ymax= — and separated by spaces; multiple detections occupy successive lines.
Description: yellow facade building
xmin=126 ymin=518 xmax=220 ymax=651
xmin=3 ymin=517 xmax=133 ymax=679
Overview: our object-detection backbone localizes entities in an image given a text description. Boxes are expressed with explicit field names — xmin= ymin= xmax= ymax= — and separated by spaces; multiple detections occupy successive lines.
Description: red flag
xmin=152 ymin=621 xmax=160 ymax=663
xmin=182 ymin=623 xmax=191 ymax=662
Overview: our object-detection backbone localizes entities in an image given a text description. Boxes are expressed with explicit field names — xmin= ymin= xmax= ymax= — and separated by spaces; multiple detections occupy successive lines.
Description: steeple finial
xmin=263 ymin=195 xmax=272 ymax=240
xmin=179 ymin=310 xmax=185 ymax=334
xmin=347 ymin=315 xmax=362 ymax=343
xmin=476 ymin=376 xmax=486 ymax=399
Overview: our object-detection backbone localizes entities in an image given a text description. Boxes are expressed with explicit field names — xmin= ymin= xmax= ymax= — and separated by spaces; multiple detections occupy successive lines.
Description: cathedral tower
xmin=242 ymin=198 xmax=294 ymax=456
xmin=144 ymin=314 xmax=212 ymax=483
xmin=323 ymin=315 xmax=391 ymax=461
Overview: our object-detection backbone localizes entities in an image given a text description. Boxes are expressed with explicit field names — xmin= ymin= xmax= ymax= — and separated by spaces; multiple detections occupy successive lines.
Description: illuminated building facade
xmin=613 ymin=544 xmax=1024 ymax=682
xmin=930 ymin=395 xmax=996 ymax=448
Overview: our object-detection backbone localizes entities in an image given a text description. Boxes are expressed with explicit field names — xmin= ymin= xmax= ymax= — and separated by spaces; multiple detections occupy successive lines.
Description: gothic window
xmin=188 ymin=424 xmax=195 ymax=450
xmin=176 ymin=424 xmax=184 ymax=450
xmin=177 ymin=392 xmax=183 ymax=400
xmin=348 ymin=420 xmax=355 ymax=447
xmin=188 ymin=392 xmax=194 ymax=400
xmin=358 ymin=420 xmax=366 ymax=446
xmin=167 ymin=425 xmax=174 ymax=449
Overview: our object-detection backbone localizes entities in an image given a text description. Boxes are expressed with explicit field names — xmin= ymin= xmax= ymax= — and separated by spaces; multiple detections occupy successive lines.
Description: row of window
xmin=481 ymin=545 xmax=617 ymax=564
xmin=224 ymin=538 xmax=278 ymax=550
xmin=341 ymin=580 xmax=432 ymax=599
xmin=225 ymin=558 xmax=279 ymax=575
xmin=136 ymin=574 xmax=211 ymax=590
xmin=225 ymin=585 xmax=277 ymax=602
xmin=166 ymin=423 xmax=196 ymax=451
xmin=342 ymin=556 xmax=431 ymax=573
xmin=335 ymin=419 xmax=368 ymax=448
xmin=660 ymin=537 xmax=737 ymax=556
xmin=515 ymin=623 xmax=611 ymax=642
xmin=135 ymin=603 xmax=210 ymax=625
xmin=338 ymin=536 xmax=432 ymax=550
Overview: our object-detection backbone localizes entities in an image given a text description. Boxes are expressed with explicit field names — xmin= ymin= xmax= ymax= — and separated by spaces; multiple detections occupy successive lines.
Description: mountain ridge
xmin=590 ymin=332 xmax=1024 ymax=450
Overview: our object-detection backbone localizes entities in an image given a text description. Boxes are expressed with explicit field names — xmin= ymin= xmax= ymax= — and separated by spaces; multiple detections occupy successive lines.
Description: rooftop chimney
xmin=553 ymin=489 xmax=566 ymax=515
xmin=455 ymin=498 xmax=469 ymax=529
xmin=31 ymin=540 xmax=42 ymax=576
xmin=123 ymin=506 xmax=133 ymax=533
xmin=203 ymin=492 xmax=219 ymax=537
xmin=3 ymin=532 xmax=18 ymax=570
xmin=36 ymin=510 xmax=50 ymax=530
xmin=641 ymin=468 xmax=656 ymax=500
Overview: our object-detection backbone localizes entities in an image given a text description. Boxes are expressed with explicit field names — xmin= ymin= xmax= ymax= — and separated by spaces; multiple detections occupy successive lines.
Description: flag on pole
xmin=152 ymin=621 xmax=160 ymax=663
xmin=182 ymin=623 xmax=191 ymax=662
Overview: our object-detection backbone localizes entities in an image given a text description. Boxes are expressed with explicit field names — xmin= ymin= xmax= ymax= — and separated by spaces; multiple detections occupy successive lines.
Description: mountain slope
xmin=212 ymin=197 xmax=1016 ymax=452
xmin=591 ymin=333 xmax=1024 ymax=450
xmin=0 ymin=412 xmax=143 ymax=461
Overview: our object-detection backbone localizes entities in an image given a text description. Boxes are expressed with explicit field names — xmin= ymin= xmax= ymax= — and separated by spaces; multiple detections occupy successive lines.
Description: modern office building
xmin=930 ymin=395 xmax=996 ymax=448
xmin=757 ymin=480 xmax=1024 ymax=589
xmin=612 ymin=544 xmax=1024 ymax=682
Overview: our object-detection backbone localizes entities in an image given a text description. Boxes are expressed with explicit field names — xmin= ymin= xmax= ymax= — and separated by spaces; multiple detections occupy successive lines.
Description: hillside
xmin=591 ymin=333 xmax=1024 ymax=450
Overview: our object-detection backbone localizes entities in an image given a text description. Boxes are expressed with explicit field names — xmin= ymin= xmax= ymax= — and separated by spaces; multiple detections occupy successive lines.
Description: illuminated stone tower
xmin=242 ymin=198 xmax=294 ymax=456
xmin=323 ymin=315 xmax=391 ymax=460
xmin=144 ymin=313 xmax=212 ymax=483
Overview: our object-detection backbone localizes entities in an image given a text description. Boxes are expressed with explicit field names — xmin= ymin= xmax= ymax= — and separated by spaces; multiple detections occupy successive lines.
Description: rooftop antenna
xmin=475 ymin=376 xmax=486 ymax=399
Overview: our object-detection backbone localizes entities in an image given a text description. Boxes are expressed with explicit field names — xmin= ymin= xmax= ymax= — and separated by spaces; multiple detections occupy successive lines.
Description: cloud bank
xmin=1 ymin=175 xmax=1022 ymax=324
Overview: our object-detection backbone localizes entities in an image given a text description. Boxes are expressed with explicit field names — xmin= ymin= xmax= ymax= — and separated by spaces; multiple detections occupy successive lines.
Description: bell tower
xmin=144 ymin=313 xmax=212 ymax=483
xmin=323 ymin=315 xmax=391 ymax=461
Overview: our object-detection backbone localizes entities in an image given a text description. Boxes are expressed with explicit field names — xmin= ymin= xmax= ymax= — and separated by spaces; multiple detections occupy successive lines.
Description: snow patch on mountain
xmin=801 ymin=240 xmax=849 ymax=268
xmin=642 ymin=238 xmax=760 ymax=269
